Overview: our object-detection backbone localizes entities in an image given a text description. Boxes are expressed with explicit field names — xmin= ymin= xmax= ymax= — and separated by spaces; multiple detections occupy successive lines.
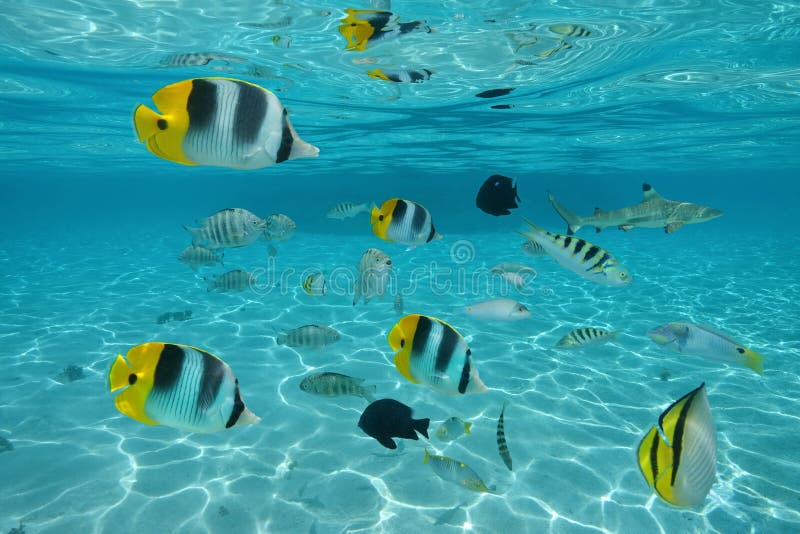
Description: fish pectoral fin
xmin=665 ymin=222 xmax=685 ymax=233
xmin=376 ymin=435 xmax=397 ymax=449
xmin=393 ymin=350 xmax=419 ymax=384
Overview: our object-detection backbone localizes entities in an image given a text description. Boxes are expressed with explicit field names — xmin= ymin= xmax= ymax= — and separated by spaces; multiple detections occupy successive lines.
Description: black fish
xmin=358 ymin=399 xmax=429 ymax=449
xmin=476 ymin=174 xmax=521 ymax=216
xmin=476 ymin=88 xmax=515 ymax=98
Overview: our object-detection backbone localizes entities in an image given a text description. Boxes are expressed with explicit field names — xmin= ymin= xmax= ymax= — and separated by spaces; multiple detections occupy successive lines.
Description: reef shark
xmin=548 ymin=183 xmax=723 ymax=235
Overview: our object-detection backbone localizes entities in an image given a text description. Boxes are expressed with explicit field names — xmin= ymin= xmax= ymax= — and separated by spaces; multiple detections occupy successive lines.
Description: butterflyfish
xmin=371 ymin=198 xmax=442 ymax=248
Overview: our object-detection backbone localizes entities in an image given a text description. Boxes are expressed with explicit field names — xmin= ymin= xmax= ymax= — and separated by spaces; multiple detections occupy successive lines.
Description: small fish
xmin=339 ymin=9 xmax=431 ymax=51
xmin=388 ymin=314 xmax=487 ymax=395
xmin=54 ymin=364 xmax=86 ymax=384
xmin=519 ymin=219 xmax=632 ymax=287
xmin=465 ymin=298 xmax=531 ymax=321
xmin=354 ymin=248 xmax=393 ymax=305
xmin=476 ymin=175 xmax=520 ymax=216
xmin=205 ymin=269 xmax=256 ymax=292
xmin=497 ymin=402 xmax=512 ymax=471
xmin=326 ymin=201 xmax=372 ymax=220
xmin=0 ymin=435 xmax=12 ymax=452
xmin=435 ymin=417 xmax=472 ymax=442
xmin=371 ymin=198 xmax=442 ymax=247
xmin=648 ymin=322 xmax=764 ymax=375
xmin=133 ymin=77 xmax=319 ymax=169
xmin=358 ymin=398 xmax=429 ymax=449
xmin=490 ymin=262 xmax=536 ymax=289
xmin=277 ymin=325 xmax=340 ymax=348
xmin=393 ymin=292 xmax=404 ymax=315
xmin=156 ymin=312 xmax=172 ymax=324
xmin=171 ymin=310 xmax=192 ymax=322
xmin=302 ymin=272 xmax=326 ymax=296
xmin=159 ymin=52 xmax=247 ymax=67
xmin=556 ymin=327 xmax=618 ymax=348
xmin=368 ymin=68 xmax=433 ymax=83
xmin=475 ymin=88 xmax=514 ymax=98
xmin=521 ymin=240 xmax=546 ymax=257
xmin=108 ymin=342 xmax=260 ymax=433
xmin=183 ymin=208 xmax=265 ymax=249
xmin=659 ymin=368 xmax=672 ymax=382
xmin=423 ymin=449 xmax=490 ymax=493
xmin=491 ymin=104 xmax=514 ymax=110
xmin=272 ymin=34 xmax=292 ymax=48
xmin=637 ymin=383 xmax=716 ymax=508
xmin=300 ymin=372 xmax=376 ymax=402
xmin=263 ymin=213 xmax=296 ymax=241
xmin=178 ymin=244 xmax=224 ymax=270
xmin=549 ymin=24 xmax=591 ymax=37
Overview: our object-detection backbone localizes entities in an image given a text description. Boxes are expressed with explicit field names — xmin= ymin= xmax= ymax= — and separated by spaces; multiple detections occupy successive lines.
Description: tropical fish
xmin=156 ymin=310 xmax=193 ymax=324
xmin=272 ymin=34 xmax=292 ymax=48
xmin=302 ymin=272 xmax=326 ymax=296
xmin=549 ymin=183 xmax=723 ymax=235
xmin=326 ymin=202 xmax=372 ymax=220
xmin=339 ymin=9 xmax=431 ymax=51
xmin=263 ymin=213 xmax=296 ymax=241
xmin=637 ymin=383 xmax=716 ymax=508
xmin=519 ymin=219 xmax=632 ymax=287
xmin=521 ymin=239 xmax=546 ymax=257
xmin=475 ymin=88 xmax=514 ymax=98
xmin=107 ymin=342 xmax=260 ymax=433
xmin=490 ymin=262 xmax=536 ymax=289
xmin=549 ymin=24 xmax=591 ymax=37
xmin=371 ymin=198 xmax=442 ymax=247
xmin=497 ymin=402 xmax=512 ymax=471
xmin=368 ymin=68 xmax=433 ymax=83
xmin=476 ymin=175 xmax=520 ymax=216
xmin=133 ymin=77 xmax=319 ymax=169
xmin=159 ymin=52 xmax=247 ymax=67
xmin=183 ymin=208 xmax=265 ymax=249
xmin=465 ymin=298 xmax=531 ymax=321
xmin=276 ymin=325 xmax=340 ymax=348
xmin=358 ymin=398 xmax=429 ymax=449
xmin=388 ymin=314 xmax=488 ymax=395
xmin=393 ymin=292 xmax=404 ymax=315
xmin=354 ymin=248 xmax=393 ymax=305
xmin=423 ymin=449 xmax=490 ymax=493
xmin=435 ymin=417 xmax=472 ymax=442
xmin=299 ymin=372 xmax=376 ymax=402
xmin=648 ymin=322 xmax=764 ymax=375
xmin=178 ymin=244 xmax=224 ymax=271
xmin=556 ymin=327 xmax=618 ymax=348
xmin=205 ymin=269 xmax=256 ymax=292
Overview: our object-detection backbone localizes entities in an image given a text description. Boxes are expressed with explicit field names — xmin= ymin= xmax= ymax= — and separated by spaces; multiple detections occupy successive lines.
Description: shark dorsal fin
xmin=642 ymin=183 xmax=663 ymax=201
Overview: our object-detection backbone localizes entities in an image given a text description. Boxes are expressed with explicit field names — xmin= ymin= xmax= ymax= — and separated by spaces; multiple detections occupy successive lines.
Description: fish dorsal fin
xmin=642 ymin=183 xmax=664 ymax=201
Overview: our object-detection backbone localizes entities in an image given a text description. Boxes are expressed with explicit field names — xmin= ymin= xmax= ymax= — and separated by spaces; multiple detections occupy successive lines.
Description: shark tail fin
xmin=548 ymin=192 xmax=583 ymax=235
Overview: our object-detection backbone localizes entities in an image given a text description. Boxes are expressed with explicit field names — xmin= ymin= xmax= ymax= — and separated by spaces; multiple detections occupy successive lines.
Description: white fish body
xmin=205 ymin=269 xmax=256 ymax=292
xmin=354 ymin=248 xmax=393 ymax=305
xmin=178 ymin=245 xmax=224 ymax=270
xmin=184 ymin=208 xmax=265 ymax=249
xmin=326 ymin=202 xmax=372 ymax=220
xmin=277 ymin=325 xmax=340 ymax=348
xmin=521 ymin=240 xmax=546 ymax=257
xmin=423 ymin=449 xmax=490 ymax=493
xmin=465 ymin=298 xmax=531 ymax=321
xmin=263 ymin=213 xmax=296 ymax=241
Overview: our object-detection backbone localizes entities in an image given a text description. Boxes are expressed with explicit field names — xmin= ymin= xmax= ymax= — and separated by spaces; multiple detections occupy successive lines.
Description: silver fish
xmin=159 ymin=52 xmax=247 ymax=67
xmin=423 ymin=449 xmax=490 ymax=493
xmin=277 ymin=325 xmax=340 ymax=348
xmin=549 ymin=183 xmax=723 ymax=235
xmin=178 ymin=245 xmax=224 ymax=271
xmin=263 ymin=213 xmax=296 ymax=241
xmin=184 ymin=208 xmax=265 ymax=249
xmin=326 ymin=202 xmax=372 ymax=220
xmin=521 ymin=239 xmax=546 ymax=257
xmin=205 ymin=269 xmax=256 ymax=292
xmin=556 ymin=327 xmax=618 ymax=348
xmin=497 ymin=402 xmax=512 ymax=471
xmin=490 ymin=262 xmax=536 ymax=289
xmin=353 ymin=248 xmax=392 ymax=305
xmin=299 ymin=372 xmax=376 ymax=402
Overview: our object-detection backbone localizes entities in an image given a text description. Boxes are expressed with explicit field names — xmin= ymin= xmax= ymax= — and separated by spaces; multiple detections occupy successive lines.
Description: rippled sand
xmin=0 ymin=228 xmax=798 ymax=533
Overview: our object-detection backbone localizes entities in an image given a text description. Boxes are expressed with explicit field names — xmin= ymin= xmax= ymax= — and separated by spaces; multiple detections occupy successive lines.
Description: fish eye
xmin=620 ymin=272 xmax=628 ymax=278
xmin=157 ymin=119 xmax=168 ymax=130
xmin=400 ymin=339 xmax=405 ymax=348
xmin=128 ymin=373 xmax=137 ymax=385
xmin=518 ymin=306 xmax=525 ymax=312
xmin=379 ymin=215 xmax=384 ymax=221
xmin=737 ymin=347 xmax=745 ymax=354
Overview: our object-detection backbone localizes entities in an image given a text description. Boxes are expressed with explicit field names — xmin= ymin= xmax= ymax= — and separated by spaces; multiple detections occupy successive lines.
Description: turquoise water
xmin=2 ymin=1 xmax=799 ymax=533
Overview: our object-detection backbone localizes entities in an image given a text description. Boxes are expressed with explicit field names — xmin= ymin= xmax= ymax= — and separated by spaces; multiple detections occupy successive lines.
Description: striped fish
xmin=637 ymin=383 xmax=716 ymax=508
xmin=299 ymin=372 xmax=376 ymax=402
xmin=520 ymin=219 xmax=631 ymax=287
xmin=108 ymin=342 xmax=260 ymax=433
xmin=368 ymin=68 xmax=433 ymax=83
xmin=263 ymin=213 xmax=296 ymax=241
xmin=497 ymin=401 xmax=513 ymax=471
xmin=205 ymin=269 xmax=256 ymax=292
xmin=354 ymin=248 xmax=393 ymax=305
xmin=326 ymin=201 xmax=372 ymax=220
xmin=556 ymin=327 xmax=618 ymax=348
xmin=371 ymin=198 xmax=442 ymax=248
xmin=423 ymin=449 xmax=490 ymax=493
xmin=277 ymin=325 xmax=340 ymax=348
xmin=521 ymin=239 xmax=546 ymax=257
xmin=549 ymin=24 xmax=591 ymax=37
xmin=178 ymin=244 xmax=224 ymax=271
xmin=159 ymin=52 xmax=247 ymax=67
xmin=133 ymin=77 xmax=319 ymax=169
xmin=184 ymin=208 xmax=265 ymax=249
xmin=388 ymin=314 xmax=488 ymax=396
xmin=302 ymin=272 xmax=326 ymax=296
xmin=339 ymin=8 xmax=431 ymax=51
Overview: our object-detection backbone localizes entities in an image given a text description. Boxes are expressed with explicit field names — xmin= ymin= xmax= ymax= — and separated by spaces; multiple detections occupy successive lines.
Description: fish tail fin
xmin=548 ymin=191 xmax=583 ymax=235
xmin=415 ymin=417 xmax=430 ymax=439
xmin=363 ymin=385 xmax=377 ymax=403
xmin=132 ymin=104 xmax=165 ymax=142
xmin=739 ymin=348 xmax=764 ymax=375
xmin=234 ymin=407 xmax=261 ymax=427
xmin=290 ymin=138 xmax=320 ymax=160
xmin=464 ymin=422 xmax=473 ymax=435
xmin=108 ymin=354 xmax=131 ymax=392
xmin=276 ymin=333 xmax=287 ymax=345
xmin=183 ymin=224 xmax=203 ymax=246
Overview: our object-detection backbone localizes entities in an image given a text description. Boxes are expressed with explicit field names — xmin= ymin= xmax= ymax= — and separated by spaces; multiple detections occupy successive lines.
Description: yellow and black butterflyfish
xmin=370 ymin=198 xmax=442 ymax=247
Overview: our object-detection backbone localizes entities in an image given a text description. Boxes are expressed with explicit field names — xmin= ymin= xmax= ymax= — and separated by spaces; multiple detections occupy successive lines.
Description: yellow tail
xmin=740 ymin=349 xmax=764 ymax=375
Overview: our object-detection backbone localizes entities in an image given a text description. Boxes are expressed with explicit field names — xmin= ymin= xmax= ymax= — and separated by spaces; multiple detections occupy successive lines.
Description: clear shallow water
xmin=1 ymin=1 xmax=799 ymax=533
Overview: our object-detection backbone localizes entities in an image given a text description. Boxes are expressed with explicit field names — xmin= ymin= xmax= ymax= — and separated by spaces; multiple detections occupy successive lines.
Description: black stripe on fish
xmin=225 ymin=379 xmax=246 ymax=428
xmin=587 ymin=252 xmax=610 ymax=272
xmin=669 ymin=387 xmax=698 ymax=485
xmin=276 ymin=109 xmax=294 ymax=163
xmin=435 ymin=322 xmax=460 ymax=375
xmin=412 ymin=315 xmax=433 ymax=358
xmin=427 ymin=223 xmax=438 ymax=243
xmin=497 ymin=403 xmax=513 ymax=470
xmin=187 ymin=79 xmax=217 ymax=131
xmin=563 ymin=236 xmax=572 ymax=250
xmin=410 ymin=203 xmax=428 ymax=238
xmin=392 ymin=199 xmax=409 ymax=226
xmin=233 ymin=80 xmax=267 ymax=146
xmin=197 ymin=349 xmax=224 ymax=410
xmin=153 ymin=343 xmax=185 ymax=391
xmin=649 ymin=426 xmax=660 ymax=483
xmin=573 ymin=239 xmax=585 ymax=255
xmin=582 ymin=245 xmax=600 ymax=263
xmin=457 ymin=357 xmax=470 ymax=394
